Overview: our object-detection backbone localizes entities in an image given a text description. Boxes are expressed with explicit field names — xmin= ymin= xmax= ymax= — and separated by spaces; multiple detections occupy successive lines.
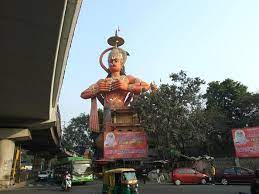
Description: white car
xmin=37 ymin=171 xmax=49 ymax=181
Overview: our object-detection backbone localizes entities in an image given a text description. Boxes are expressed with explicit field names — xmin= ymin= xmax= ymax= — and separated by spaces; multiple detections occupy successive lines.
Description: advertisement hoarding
xmin=104 ymin=131 xmax=147 ymax=159
xmin=232 ymin=127 xmax=259 ymax=158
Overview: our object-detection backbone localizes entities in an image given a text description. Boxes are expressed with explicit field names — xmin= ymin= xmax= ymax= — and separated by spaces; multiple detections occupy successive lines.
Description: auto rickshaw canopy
xmin=105 ymin=168 xmax=136 ymax=174
xmin=103 ymin=168 xmax=137 ymax=186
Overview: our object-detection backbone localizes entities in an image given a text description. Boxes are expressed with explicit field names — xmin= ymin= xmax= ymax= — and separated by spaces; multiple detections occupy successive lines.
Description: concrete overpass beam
xmin=0 ymin=128 xmax=31 ymax=141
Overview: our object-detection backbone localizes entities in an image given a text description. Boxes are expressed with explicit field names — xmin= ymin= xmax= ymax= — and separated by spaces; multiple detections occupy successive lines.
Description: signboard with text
xmin=104 ymin=131 xmax=148 ymax=159
xmin=232 ymin=127 xmax=259 ymax=158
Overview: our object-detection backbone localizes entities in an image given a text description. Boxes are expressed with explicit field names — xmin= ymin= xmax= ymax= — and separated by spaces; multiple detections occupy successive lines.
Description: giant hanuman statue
xmin=81 ymin=30 xmax=155 ymax=161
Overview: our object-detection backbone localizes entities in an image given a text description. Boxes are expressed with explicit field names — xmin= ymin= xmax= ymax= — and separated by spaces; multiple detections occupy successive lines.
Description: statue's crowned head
xmin=108 ymin=47 xmax=128 ymax=66
xmin=107 ymin=47 xmax=128 ymax=76
xmin=99 ymin=30 xmax=129 ymax=76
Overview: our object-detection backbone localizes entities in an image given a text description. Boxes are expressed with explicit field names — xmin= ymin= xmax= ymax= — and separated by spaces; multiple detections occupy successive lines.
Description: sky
xmin=59 ymin=0 xmax=259 ymax=124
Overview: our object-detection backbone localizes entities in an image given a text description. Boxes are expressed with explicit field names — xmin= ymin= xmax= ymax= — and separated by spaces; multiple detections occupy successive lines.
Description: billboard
xmin=103 ymin=131 xmax=148 ymax=159
xmin=232 ymin=127 xmax=259 ymax=158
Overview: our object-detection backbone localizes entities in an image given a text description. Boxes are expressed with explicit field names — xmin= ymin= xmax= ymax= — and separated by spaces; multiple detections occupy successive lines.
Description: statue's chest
xmin=104 ymin=76 xmax=129 ymax=108
xmin=104 ymin=75 xmax=129 ymax=84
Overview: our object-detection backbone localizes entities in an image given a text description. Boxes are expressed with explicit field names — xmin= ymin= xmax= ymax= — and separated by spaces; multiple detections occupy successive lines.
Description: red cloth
xmin=89 ymin=98 xmax=99 ymax=132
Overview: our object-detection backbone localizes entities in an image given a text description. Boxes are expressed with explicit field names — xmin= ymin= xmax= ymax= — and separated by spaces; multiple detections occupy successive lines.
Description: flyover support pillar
xmin=0 ymin=128 xmax=31 ymax=187
xmin=0 ymin=139 xmax=15 ymax=188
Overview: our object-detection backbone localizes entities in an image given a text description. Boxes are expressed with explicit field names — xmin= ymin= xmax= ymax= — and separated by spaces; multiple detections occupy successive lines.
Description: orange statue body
xmin=80 ymin=50 xmax=150 ymax=108
xmin=81 ymin=32 xmax=151 ymax=132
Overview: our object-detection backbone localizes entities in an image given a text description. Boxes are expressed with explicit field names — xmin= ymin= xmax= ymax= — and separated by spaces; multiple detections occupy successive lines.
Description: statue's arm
xmin=80 ymin=82 xmax=100 ymax=99
xmin=81 ymin=79 xmax=112 ymax=99
xmin=126 ymin=75 xmax=150 ymax=94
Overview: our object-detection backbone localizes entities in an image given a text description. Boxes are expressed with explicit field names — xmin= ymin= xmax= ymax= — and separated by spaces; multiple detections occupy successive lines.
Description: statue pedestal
xmin=100 ymin=107 xmax=148 ymax=162
xmin=102 ymin=108 xmax=148 ymax=161
xmin=109 ymin=108 xmax=143 ymax=132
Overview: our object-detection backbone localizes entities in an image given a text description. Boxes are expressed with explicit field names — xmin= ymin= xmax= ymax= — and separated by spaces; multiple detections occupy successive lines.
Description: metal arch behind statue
xmin=99 ymin=47 xmax=113 ymax=73
xmin=99 ymin=30 xmax=126 ymax=73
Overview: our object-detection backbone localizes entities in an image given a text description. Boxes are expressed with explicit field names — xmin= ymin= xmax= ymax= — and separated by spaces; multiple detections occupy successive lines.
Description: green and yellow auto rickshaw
xmin=102 ymin=168 xmax=139 ymax=194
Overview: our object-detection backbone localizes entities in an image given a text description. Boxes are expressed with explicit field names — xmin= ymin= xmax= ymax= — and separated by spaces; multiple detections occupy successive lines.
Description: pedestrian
xmin=156 ymin=168 xmax=161 ymax=184
xmin=142 ymin=168 xmax=148 ymax=184
xmin=210 ymin=164 xmax=216 ymax=185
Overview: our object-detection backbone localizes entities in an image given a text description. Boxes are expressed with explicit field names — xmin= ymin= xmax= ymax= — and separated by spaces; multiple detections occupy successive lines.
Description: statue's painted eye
xmin=109 ymin=58 xmax=119 ymax=63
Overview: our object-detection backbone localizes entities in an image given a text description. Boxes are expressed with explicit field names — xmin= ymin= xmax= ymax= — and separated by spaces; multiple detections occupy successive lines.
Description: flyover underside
xmin=0 ymin=0 xmax=83 ymax=186
xmin=0 ymin=0 xmax=82 ymax=158
xmin=0 ymin=0 xmax=66 ymax=127
xmin=21 ymin=128 xmax=60 ymax=154
xmin=0 ymin=118 xmax=46 ymax=128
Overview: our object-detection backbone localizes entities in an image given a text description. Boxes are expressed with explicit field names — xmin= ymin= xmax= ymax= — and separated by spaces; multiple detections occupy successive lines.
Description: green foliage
xmin=204 ymin=79 xmax=248 ymax=126
xmin=21 ymin=150 xmax=33 ymax=163
xmin=132 ymin=71 xmax=205 ymax=158
xmin=204 ymin=79 xmax=259 ymax=156
xmin=132 ymin=72 xmax=259 ymax=158
xmin=170 ymin=147 xmax=181 ymax=157
xmin=62 ymin=113 xmax=93 ymax=154
xmin=239 ymin=93 xmax=259 ymax=126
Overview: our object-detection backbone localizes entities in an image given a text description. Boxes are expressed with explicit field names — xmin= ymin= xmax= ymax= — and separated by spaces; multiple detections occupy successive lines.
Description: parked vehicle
xmin=251 ymin=169 xmax=259 ymax=194
xmin=37 ymin=171 xmax=49 ymax=181
xmin=171 ymin=168 xmax=210 ymax=185
xmin=215 ymin=167 xmax=255 ymax=185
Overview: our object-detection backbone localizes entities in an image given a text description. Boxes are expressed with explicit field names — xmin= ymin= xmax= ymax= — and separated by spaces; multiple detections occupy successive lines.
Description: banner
xmin=232 ymin=127 xmax=259 ymax=158
xmin=104 ymin=131 xmax=148 ymax=159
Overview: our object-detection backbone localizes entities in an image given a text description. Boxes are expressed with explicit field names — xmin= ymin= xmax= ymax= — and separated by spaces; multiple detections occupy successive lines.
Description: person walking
xmin=142 ymin=168 xmax=148 ymax=184
xmin=156 ymin=168 xmax=161 ymax=184
xmin=210 ymin=164 xmax=216 ymax=185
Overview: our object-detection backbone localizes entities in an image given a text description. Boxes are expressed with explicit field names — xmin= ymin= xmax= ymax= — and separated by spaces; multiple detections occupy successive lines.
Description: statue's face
xmin=109 ymin=57 xmax=123 ymax=73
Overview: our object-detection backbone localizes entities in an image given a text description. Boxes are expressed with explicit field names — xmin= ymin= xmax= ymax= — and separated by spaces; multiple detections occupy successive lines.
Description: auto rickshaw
xmin=102 ymin=168 xmax=139 ymax=194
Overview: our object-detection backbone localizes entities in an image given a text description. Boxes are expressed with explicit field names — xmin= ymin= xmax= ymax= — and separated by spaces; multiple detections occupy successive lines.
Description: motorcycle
xmin=61 ymin=174 xmax=72 ymax=191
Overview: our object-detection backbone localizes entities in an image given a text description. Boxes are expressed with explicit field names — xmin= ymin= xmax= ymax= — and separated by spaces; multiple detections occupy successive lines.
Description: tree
xmin=132 ymin=74 xmax=259 ymax=159
xmin=204 ymin=79 xmax=259 ymax=156
xmin=132 ymin=70 xmax=205 ymax=158
xmin=21 ymin=150 xmax=33 ymax=164
xmin=204 ymin=79 xmax=248 ymax=126
xmin=62 ymin=113 xmax=93 ymax=154
xmin=239 ymin=93 xmax=259 ymax=126
xmin=191 ymin=106 xmax=230 ymax=156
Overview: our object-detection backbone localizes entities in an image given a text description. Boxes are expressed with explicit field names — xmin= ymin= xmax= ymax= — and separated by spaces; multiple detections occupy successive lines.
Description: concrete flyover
xmin=0 ymin=0 xmax=82 ymax=186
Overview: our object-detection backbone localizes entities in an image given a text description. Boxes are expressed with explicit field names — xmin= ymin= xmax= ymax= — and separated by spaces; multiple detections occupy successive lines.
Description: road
xmin=1 ymin=181 xmax=251 ymax=194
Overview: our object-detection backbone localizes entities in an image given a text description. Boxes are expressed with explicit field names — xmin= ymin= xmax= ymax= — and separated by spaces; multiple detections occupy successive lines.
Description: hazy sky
xmin=59 ymin=0 xmax=259 ymax=124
